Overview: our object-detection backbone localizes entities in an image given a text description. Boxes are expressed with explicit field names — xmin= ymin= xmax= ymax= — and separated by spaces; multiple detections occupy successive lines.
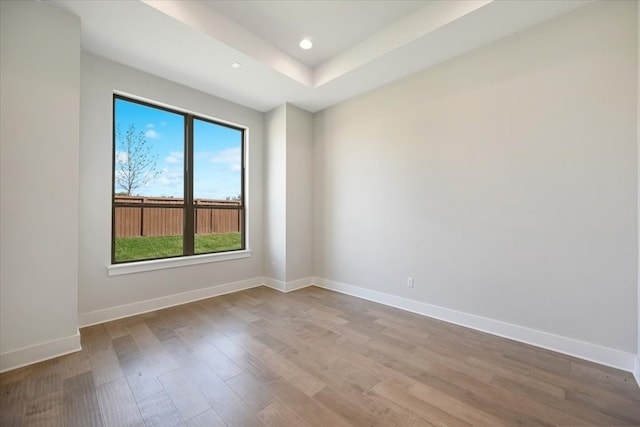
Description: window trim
xmin=107 ymin=250 xmax=252 ymax=276
xmin=111 ymin=94 xmax=247 ymax=265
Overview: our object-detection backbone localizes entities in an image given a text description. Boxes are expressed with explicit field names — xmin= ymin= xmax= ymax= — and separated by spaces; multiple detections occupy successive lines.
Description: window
xmin=112 ymin=95 xmax=245 ymax=264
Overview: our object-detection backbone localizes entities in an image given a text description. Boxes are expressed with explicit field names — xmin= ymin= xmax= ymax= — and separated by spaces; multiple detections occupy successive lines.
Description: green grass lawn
xmin=115 ymin=233 xmax=242 ymax=262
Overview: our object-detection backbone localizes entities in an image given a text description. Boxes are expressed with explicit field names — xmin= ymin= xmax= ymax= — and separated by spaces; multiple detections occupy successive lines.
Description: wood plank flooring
xmin=1 ymin=286 xmax=639 ymax=426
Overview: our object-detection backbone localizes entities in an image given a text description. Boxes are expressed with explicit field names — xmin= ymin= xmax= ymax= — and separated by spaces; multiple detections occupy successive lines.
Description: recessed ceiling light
xmin=231 ymin=62 xmax=241 ymax=69
xmin=299 ymin=39 xmax=313 ymax=50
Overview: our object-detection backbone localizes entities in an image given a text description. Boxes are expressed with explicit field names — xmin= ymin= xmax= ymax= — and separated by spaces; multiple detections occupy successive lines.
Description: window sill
xmin=107 ymin=250 xmax=251 ymax=276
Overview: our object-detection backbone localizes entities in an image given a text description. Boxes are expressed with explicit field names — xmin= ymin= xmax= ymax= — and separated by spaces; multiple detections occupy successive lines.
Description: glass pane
xmin=114 ymin=98 xmax=185 ymax=199
xmin=194 ymin=207 xmax=243 ymax=254
xmin=193 ymin=118 xmax=243 ymax=203
xmin=114 ymin=206 xmax=183 ymax=262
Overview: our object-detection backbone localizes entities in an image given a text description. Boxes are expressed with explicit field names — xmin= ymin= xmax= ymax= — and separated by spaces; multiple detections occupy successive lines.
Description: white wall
xmin=0 ymin=1 xmax=81 ymax=370
xmin=79 ymin=53 xmax=264 ymax=319
xmin=264 ymin=104 xmax=313 ymax=287
xmin=264 ymin=105 xmax=287 ymax=282
xmin=314 ymin=0 xmax=638 ymax=355
xmin=636 ymin=0 xmax=640 ymax=376
xmin=285 ymin=105 xmax=313 ymax=282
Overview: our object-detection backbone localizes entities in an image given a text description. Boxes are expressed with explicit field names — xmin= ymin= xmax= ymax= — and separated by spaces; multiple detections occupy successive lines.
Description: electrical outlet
xmin=407 ymin=277 xmax=414 ymax=288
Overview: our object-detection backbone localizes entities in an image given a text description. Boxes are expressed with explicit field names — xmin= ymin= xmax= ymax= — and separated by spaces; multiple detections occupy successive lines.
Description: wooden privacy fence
xmin=114 ymin=196 xmax=241 ymax=237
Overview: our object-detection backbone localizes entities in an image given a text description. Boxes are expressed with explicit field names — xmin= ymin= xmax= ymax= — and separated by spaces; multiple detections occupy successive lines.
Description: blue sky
xmin=114 ymin=98 xmax=242 ymax=200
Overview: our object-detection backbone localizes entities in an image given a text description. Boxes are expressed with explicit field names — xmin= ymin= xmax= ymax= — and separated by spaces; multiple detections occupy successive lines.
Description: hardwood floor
xmin=1 ymin=286 xmax=639 ymax=426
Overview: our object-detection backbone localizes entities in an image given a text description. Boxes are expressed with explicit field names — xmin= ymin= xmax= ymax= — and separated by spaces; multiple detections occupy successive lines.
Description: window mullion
xmin=184 ymin=115 xmax=195 ymax=255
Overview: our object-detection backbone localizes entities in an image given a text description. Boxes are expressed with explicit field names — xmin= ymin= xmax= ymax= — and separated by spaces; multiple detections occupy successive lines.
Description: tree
xmin=115 ymin=124 xmax=161 ymax=196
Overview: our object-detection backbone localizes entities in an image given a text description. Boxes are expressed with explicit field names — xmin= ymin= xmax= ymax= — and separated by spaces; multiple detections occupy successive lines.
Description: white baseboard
xmin=78 ymin=277 xmax=264 ymax=327
xmin=313 ymin=277 xmax=638 ymax=376
xmin=0 ymin=330 xmax=81 ymax=373
xmin=634 ymin=355 xmax=640 ymax=387
xmin=264 ymin=276 xmax=314 ymax=293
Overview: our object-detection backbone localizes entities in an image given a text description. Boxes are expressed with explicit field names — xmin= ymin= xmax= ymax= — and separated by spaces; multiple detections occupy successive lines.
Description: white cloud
xmin=156 ymin=168 xmax=183 ymax=189
xmin=145 ymin=129 xmax=160 ymax=139
xmin=115 ymin=150 xmax=129 ymax=164
xmin=146 ymin=123 xmax=155 ymax=128
xmin=211 ymin=147 xmax=241 ymax=172
xmin=156 ymin=169 xmax=184 ymax=187
xmin=164 ymin=151 xmax=184 ymax=164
